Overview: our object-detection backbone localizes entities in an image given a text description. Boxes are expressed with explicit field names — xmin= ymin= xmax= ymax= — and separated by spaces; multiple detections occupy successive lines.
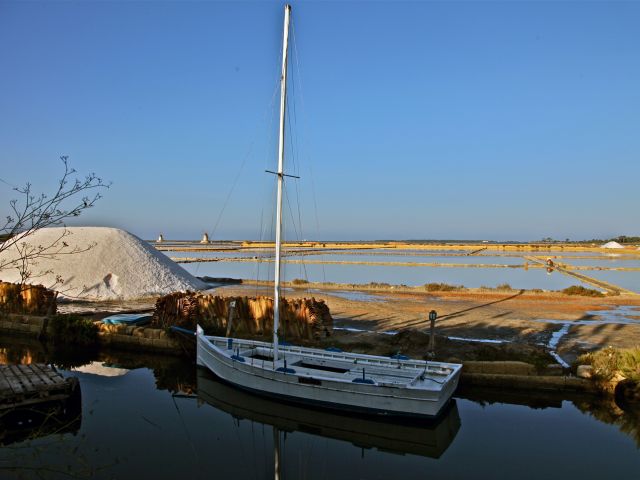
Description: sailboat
xmin=197 ymin=4 xmax=462 ymax=418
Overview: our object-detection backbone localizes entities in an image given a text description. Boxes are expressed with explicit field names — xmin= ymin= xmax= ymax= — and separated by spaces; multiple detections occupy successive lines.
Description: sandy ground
xmin=215 ymin=284 xmax=640 ymax=366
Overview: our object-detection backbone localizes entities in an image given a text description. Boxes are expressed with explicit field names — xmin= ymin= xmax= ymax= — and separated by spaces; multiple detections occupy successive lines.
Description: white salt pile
xmin=601 ymin=241 xmax=624 ymax=249
xmin=0 ymin=227 xmax=207 ymax=301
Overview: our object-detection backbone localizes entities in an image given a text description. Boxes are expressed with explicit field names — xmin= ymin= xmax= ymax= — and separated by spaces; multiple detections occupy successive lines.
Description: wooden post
xmin=428 ymin=310 xmax=437 ymax=357
xmin=226 ymin=300 xmax=237 ymax=337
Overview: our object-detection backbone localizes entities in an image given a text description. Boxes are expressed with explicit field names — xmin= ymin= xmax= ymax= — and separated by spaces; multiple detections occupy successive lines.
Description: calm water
xmin=561 ymin=258 xmax=640 ymax=269
xmin=161 ymin=248 xmax=640 ymax=292
xmin=584 ymin=270 xmax=640 ymax=293
xmin=1 ymin=338 xmax=638 ymax=479
xmin=184 ymin=261 xmax=593 ymax=291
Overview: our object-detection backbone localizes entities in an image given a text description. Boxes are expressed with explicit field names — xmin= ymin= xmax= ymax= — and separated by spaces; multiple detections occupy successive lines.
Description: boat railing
xmin=204 ymin=333 xmax=460 ymax=380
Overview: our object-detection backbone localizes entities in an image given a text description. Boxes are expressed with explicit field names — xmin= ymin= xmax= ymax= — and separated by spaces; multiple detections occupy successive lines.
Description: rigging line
xmin=285 ymin=78 xmax=299 ymax=185
xmin=292 ymin=20 xmax=325 ymax=282
xmin=283 ymin=186 xmax=300 ymax=245
xmin=264 ymin=80 xmax=281 ymax=174
xmin=285 ymin=95 xmax=308 ymax=280
xmin=256 ymin=179 xmax=277 ymax=293
xmin=254 ymin=203 xmax=266 ymax=298
xmin=250 ymin=421 xmax=258 ymax=480
xmin=0 ymin=177 xmax=18 ymax=189
xmin=308 ymin=165 xmax=325 ymax=282
xmin=286 ymin=65 xmax=306 ymax=243
xmin=288 ymin=56 xmax=302 ymax=178
xmin=289 ymin=90 xmax=306 ymax=254
xmin=209 ymin=75 xmax=281 ymax=241
xmin=170 ymin=394 xmax=202 ymax=474
xmin=267 ymin=180 xmax=277 ymax=285
xmin=284 ymin=75 xmax=306 ymax=252
xmin=284 ymin=185 xmax=311 ymax=286
xmin=293 ymin=179 xmax=311 ymax=288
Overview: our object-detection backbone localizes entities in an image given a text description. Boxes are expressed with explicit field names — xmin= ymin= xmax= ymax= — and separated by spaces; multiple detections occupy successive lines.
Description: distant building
xmin=157 ymin=234 xmax=164 ymax=243
xmin=201 ymin=232 xmax=210 ymax=244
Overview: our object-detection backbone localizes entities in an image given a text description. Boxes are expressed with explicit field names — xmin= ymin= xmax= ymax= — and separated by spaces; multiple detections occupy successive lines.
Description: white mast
xmin=273 ymin=4 xmax=291 ymax=363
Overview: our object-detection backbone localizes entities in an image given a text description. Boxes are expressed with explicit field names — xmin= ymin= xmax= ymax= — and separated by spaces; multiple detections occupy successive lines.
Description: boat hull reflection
xmin=197 ymin=368 xmax=460 ymax=458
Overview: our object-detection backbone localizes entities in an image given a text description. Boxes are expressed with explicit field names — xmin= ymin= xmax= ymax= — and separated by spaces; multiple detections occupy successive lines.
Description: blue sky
xmin=1 ymin=0 xmax=638 ymax=241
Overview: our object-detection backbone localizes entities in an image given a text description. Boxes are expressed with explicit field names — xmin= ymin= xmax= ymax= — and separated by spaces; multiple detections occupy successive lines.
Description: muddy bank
xmin=216 ymin=283 xmax=640 ymax=367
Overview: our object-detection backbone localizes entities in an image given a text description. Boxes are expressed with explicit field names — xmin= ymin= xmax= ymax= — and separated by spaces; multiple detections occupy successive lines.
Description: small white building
xmin=156 ymin=234 xmax=164 ymax=243
xmin=201 ymin=232 xmax=210 ymax=244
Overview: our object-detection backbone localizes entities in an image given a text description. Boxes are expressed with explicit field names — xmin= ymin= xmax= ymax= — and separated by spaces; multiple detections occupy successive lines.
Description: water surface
xmin=0 ymin=338 xmax=638 ymax=479
xmin=182 ymin=261 xmax=592 ymax=290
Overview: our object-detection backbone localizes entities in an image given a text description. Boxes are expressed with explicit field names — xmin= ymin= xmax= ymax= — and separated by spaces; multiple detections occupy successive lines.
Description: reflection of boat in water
xmin=197 ymin=369 xmax=460 ymax=459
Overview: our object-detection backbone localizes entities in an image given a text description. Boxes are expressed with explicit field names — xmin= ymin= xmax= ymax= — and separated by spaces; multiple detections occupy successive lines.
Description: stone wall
xmin=0 ymin=313 xmax=183 ymax=356
xmin=0 ymin=314 xmax=48 ymax=337
xmin=96 ymin=323 xmax=183 ymax=355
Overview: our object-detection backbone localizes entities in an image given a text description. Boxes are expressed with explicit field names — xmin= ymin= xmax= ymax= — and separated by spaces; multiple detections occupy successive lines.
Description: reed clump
xmin=366 ymin=282 xmax=391 ymax=288
xmin=49 ymin=314 xmax=98 ymax=345
xmin=152 ymin=293 xmax=333 ymax=340
xmin=576 ymin=347 xmax=640 ymax=383
xmin=423 ymin=283 xmax=462 ymax=292
xmin=0 ymin=281 xmax=57 ymax=315
xmin=562 ymin=285 xmax=605 ymax=297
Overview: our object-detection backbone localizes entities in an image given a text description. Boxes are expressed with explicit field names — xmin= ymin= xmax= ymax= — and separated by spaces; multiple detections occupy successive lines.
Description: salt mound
xmin=601 ymin=241 xmax=624 ymax=249
xmin=0 ymin=227 xmax=207 ymax=301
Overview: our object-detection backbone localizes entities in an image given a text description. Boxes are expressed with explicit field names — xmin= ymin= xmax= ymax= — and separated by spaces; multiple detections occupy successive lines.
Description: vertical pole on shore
xmin=226 ymin=300 xmax=236 ymax=337
xmin=428 ymin=310 xmax=437 ymax=357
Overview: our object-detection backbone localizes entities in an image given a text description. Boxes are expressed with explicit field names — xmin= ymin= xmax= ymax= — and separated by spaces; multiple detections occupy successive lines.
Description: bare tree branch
xmin=0 ymin=156 xmax=109 ymax=290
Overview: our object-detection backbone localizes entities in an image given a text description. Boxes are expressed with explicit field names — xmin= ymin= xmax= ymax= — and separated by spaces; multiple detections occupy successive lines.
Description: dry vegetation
xmin=0 ymin=281 xmax=57 ymax=315
xmin=577 ymin=347 xmax=640 ymax=382
xmin=562 ymin=285 xmax=605 ymax=297
xmin=152 ymin=292 xmax=332 ymax=340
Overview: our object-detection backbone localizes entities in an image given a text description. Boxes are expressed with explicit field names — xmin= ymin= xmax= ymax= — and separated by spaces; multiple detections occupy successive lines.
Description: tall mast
xmin=273 ymin=4 xmax=291 ymax=363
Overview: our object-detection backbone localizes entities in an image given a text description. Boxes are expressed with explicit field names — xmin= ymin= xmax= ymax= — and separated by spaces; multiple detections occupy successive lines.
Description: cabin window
xmin=292 ymin=361 xmax=350 ymax=374
xmin=248 ymin=353 xmax=273 ymax=361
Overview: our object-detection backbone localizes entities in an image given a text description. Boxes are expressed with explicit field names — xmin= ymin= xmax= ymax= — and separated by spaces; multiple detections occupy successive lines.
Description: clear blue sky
xmin=1 ymin=0 xmax=638 ymax=241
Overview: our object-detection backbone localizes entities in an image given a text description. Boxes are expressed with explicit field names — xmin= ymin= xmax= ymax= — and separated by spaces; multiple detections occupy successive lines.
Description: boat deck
xmin=206 ymin=335 xmax=459 ymax=390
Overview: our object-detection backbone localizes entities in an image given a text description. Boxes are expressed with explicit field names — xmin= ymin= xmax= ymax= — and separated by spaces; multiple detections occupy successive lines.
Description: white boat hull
xmin=197 ymin=326 xmax=461 ymax=418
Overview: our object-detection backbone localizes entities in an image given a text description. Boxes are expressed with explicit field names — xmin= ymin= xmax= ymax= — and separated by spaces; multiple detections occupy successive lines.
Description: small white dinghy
xmin=197 ymin=4 xmax=462 ymax=418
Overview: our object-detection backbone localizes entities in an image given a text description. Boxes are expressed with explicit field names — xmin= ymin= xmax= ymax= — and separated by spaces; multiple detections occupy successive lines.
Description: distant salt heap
xmin=601 ymin=241 xmax=624 ymax=249
xmin=0 ymin=227 xmax=206 ymax=301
